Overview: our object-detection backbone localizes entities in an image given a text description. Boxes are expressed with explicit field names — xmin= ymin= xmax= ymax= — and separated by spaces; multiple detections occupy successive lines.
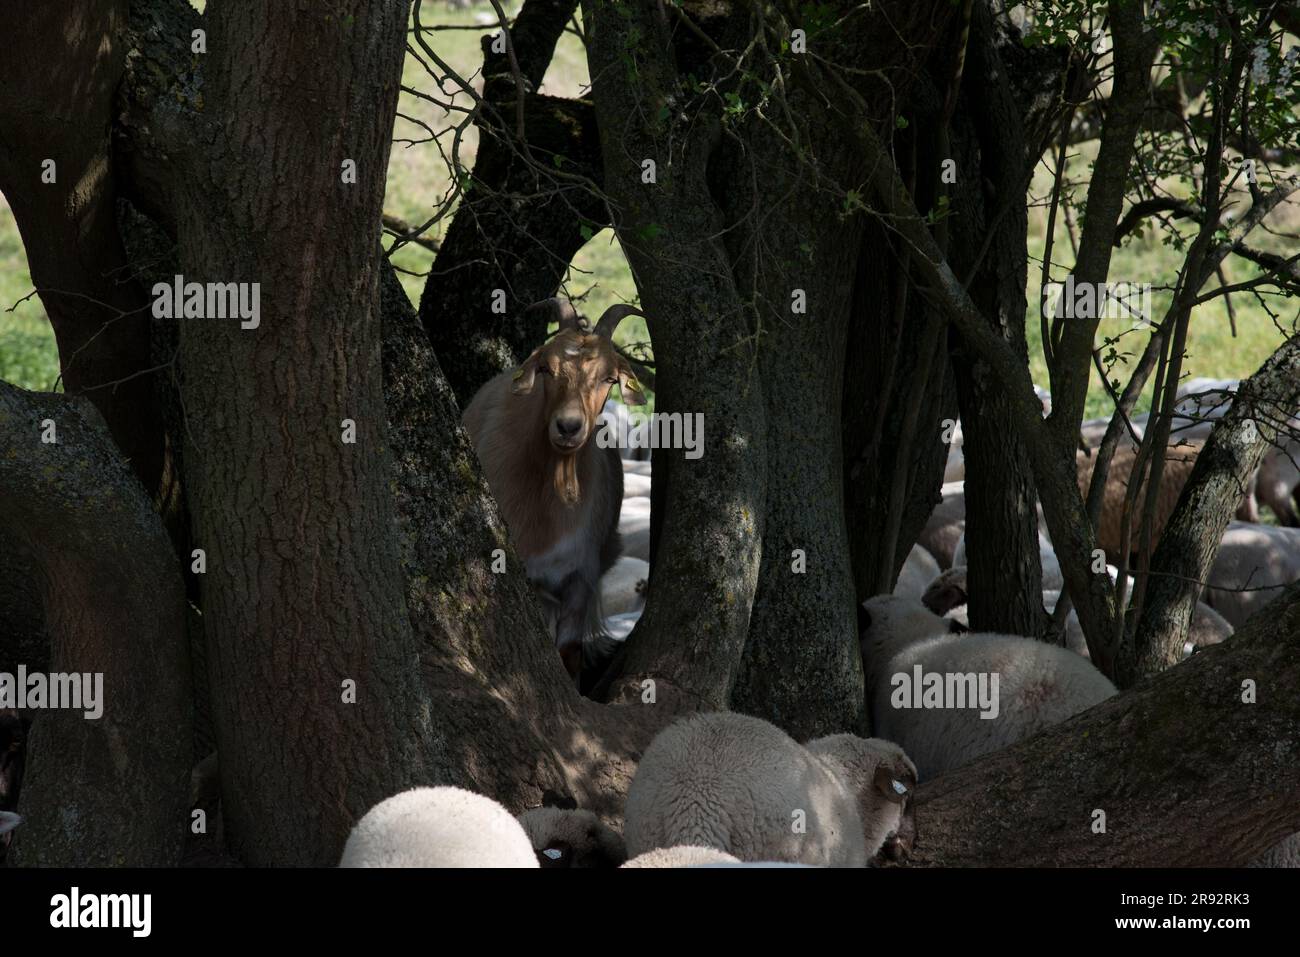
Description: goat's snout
xmin=550 ymin=413 xmax=587 ymax=450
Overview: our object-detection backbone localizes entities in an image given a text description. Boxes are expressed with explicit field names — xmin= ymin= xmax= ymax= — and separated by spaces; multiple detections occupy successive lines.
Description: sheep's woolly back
xmin=624 ymin=712 xmax=878 ymax=866
xmin=621 ymin=845 xmax=742 ymax=868
xmin=859 ymin=595 xmax=1117 ymax=781
xmin=339 ymin=787 xmax=538 ymax=868
xmin=517 ymin=807 xmax=627 ymax=867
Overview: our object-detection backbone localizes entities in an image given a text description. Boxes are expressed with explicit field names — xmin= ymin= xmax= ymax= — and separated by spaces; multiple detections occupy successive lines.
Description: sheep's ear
xmin=616 ymin=361 xmax=647 ymax=406
xmin=873 ymin=766 xmax=908 ymax=804
xmin=511 ymin=351 xmax=542 ymax=395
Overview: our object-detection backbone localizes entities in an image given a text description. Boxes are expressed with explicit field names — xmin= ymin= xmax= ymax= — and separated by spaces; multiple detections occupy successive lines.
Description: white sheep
xmin=618 ymin=496 xmax=651 ymax=563
xmin=517 ymin=807 xmax=627 ymax=868
xmin=894 ymin=543 xmax=941 ymax=602
xmin=602 ymin=610 xmax=641 ymax=642
xmin=339 ymin=786 xmax=539 ymax=868
xmin=601 ymin=555 xmax=648 ymax=616
xmin=858 ymin=594 xmax=1117 ymax=780
xmin=624 ymin=712 xmax=916 ymax=867
xmin=621 ymin=845 xmax=742 ymax=867
xmin=1204 ymin=522 xmax=1300 ymax=627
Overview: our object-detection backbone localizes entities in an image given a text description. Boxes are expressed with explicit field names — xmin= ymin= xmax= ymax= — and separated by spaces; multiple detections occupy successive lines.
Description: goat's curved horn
xmin=528 ymin=297 xmax=582 ymax=332
xmin=594 ymin=303 xmax=647 ymax=340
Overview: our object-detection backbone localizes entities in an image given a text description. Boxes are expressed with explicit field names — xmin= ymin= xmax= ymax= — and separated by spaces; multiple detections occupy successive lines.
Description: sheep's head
xmin=858 ymin=594 xmax=963 ymax=664
xmin=517 ymin=807 xmax=628 ymax=868
xmin=511 ymin=299 xmax=648 ymax=459
xmin=806 ymin=734 xmax=918 ymax=865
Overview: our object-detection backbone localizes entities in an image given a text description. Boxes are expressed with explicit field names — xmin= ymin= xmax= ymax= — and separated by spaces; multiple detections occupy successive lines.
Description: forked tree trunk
xmin=0 ymin=386 xmax=191 ymax=867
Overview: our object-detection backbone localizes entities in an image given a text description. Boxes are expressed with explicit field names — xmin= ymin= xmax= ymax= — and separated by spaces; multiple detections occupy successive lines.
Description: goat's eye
xmin=605 ymin=376 xmax=618 ymax=384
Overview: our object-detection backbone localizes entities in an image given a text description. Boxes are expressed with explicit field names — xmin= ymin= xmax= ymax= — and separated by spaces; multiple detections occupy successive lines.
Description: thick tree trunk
xmin=721 ymin=101 xmax=868 ymax=739
xmin=583 ymin=0 xmax=767 ymax=713
xmin=0 ymin=385 xmax=191 ymax=866
xmin=911 ymin=581 xmax=1300 ymax=866
xmin=946 ymin=3 xmax=1046 ymax=637
xmin=0 ymin=0 xmax=169 ymax=500
xmin=169 ymin=0 xmax=439 ymax=865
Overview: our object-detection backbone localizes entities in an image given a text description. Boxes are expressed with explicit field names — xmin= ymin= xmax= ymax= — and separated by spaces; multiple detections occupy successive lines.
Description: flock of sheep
xmin=330 ymin=309 xmax=1300 ymax=869
xmin=8 ymin=302 xmax=1296 ymax=868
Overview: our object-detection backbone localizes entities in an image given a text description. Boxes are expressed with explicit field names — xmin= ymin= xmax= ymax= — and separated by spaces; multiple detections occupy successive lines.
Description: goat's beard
xmin=554 ymin=454 xmax=581 ymax=506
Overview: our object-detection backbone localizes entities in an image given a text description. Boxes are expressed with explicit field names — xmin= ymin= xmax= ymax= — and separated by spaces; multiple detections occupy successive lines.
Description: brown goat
xmin=462 ymin=298 xmax=647 ymax=681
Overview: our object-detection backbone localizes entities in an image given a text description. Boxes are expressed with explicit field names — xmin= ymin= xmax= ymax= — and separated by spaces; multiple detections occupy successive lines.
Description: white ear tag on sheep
xmin=543 ymin=848 xmax=564 ymax=861
xmin=0 ymin=811 xmax=22 ymax=836
xmin=892 ymin=780 xmax=908 ymax=796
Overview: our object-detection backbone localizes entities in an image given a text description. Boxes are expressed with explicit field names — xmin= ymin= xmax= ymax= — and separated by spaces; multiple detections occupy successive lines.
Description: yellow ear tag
xmin=626 ymin=377 xmax=640 ymax=392
xmin=512 ymin=368 xmax=525 ymax=381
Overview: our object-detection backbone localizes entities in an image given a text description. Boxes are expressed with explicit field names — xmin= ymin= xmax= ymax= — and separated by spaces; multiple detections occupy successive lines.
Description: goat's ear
xmin=511 ymin=350 xmax=542 ymax=395
xmin=617 ymin=360 xmax=647 ymax=405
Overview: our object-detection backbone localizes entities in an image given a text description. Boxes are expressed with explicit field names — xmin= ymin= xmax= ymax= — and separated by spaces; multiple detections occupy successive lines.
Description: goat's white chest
xmin=524 ymin=526 xmax=590 ymax=592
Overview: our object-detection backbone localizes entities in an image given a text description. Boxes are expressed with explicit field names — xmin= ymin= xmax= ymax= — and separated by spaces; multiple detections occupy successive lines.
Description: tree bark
xmin=0 ymin=0 xmax=170 ymax=501
xmin=944 ymin=3 xmax=1046 ymax=637
xmin=168 ymin=0 xmax=441 ymax=865
xmin=0 ymin=385 xmax=191 ymax=866
xmin=911 ymin=581 xmax=1300 ymax=866
xmin=1126 ymin=335 xmax=1300 ymax=682
xmin=583 ymin=0 xmax=767 ymax=713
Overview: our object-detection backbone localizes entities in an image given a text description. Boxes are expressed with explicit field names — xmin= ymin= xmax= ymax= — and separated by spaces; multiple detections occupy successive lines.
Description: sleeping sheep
xmin=858 ymin=594 xmax=1116 ymax=780
xmin=623 ymin=711 xmax=916 ymax=867
xmin=517 ymin=807 xmax=627 ymax=868
xmin=339 ymin=786 xmax=539 ymax=868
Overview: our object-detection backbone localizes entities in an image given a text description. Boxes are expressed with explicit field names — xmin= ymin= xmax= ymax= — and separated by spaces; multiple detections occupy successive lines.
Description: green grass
xmin=1024 ymin=142 xmax=1297 ymax=420
xmin=1 ymin=3 xmax=1293 ymax=423
xmin=0 ymin=192 xmax=61 ymax=391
